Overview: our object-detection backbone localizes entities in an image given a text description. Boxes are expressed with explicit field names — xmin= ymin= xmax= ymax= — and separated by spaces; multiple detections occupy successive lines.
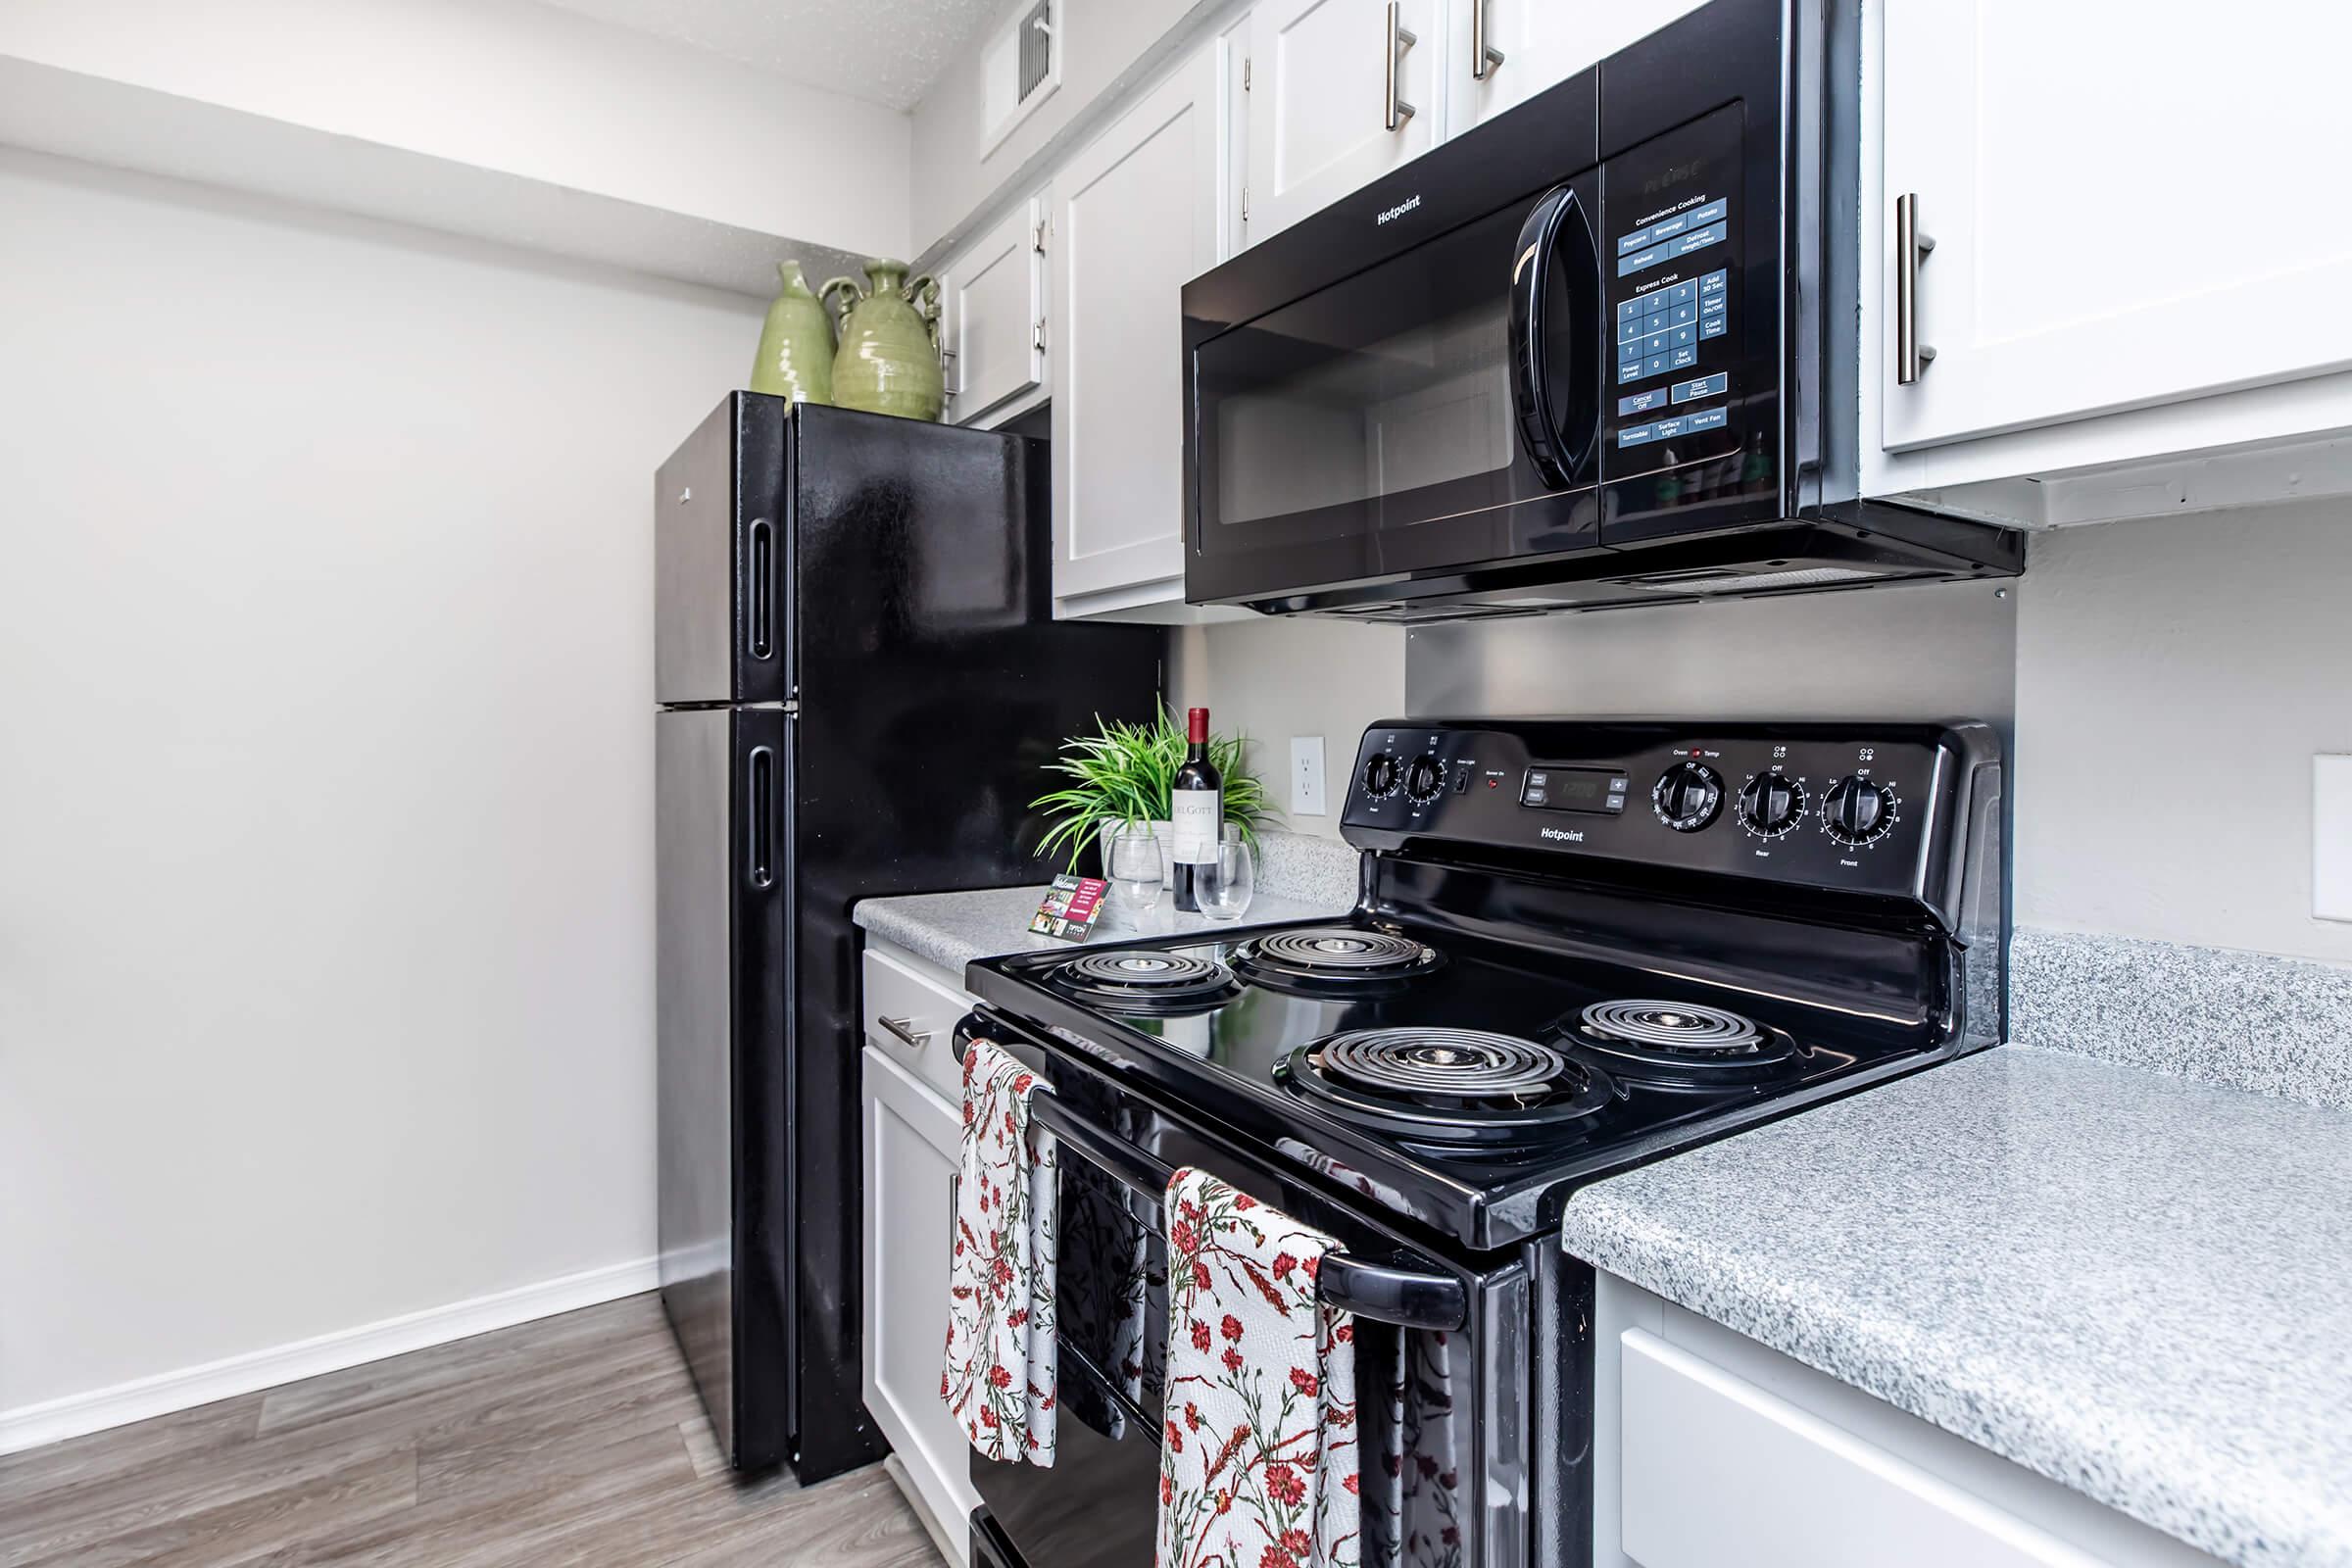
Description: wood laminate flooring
xmin=0 ymin=1294 xmax=946 ymax=1568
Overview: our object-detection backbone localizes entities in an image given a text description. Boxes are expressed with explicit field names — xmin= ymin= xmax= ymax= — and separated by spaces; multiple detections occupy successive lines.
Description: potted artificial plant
xmin=1033 ymin=710 xmax=1273 ymax=884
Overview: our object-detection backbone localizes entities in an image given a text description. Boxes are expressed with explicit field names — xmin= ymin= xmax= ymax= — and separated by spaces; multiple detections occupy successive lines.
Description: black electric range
xmin=959 ymin=719 xmax=2005 ymax=1568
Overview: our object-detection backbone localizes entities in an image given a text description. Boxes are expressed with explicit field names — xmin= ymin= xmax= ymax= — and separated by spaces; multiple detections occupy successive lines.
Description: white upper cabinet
xmin=1050 ymin=41 xmax=1226 ymax=615
xmin=1445 ymin=0 xmax=1704 ymax=135
xmin=1880 ymin=1 xmax=2352 ymax=458
xmin=1245 ymin=0 xmax=1442 ymax=243
xmin=939 ymin=193 xmax=1048 ymax=428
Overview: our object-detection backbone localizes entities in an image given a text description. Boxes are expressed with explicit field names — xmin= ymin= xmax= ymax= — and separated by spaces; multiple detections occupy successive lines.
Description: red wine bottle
xmin=1170 ymin=707 xmax=1222 ymax=913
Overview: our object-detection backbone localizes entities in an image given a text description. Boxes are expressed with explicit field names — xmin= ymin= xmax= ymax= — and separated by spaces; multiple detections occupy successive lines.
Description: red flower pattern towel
xmin=1156 ymin=1168 xmax=1358 ymax=1568
xmin=941 ymin=1038 xmax=1058 ymax=1465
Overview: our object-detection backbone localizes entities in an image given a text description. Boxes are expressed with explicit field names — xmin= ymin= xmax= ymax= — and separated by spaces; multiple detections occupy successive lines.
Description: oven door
xmin=963 ymin=1013 xmax=1531 ymax=1568
xmin=1184 ymin=170 xmax=1603 ymax=611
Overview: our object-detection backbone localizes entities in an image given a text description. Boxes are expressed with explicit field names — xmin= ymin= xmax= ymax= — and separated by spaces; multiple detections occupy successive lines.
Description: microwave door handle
xmin=1507 ymin=182 xmax=1601 ymax=490
xmin=1004 ymin=1054 xmax=1470 ymax=1334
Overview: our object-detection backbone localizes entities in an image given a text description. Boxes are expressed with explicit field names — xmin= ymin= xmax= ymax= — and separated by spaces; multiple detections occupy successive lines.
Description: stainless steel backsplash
xmin=1405 ymin=578 xmax=2016 ymax=731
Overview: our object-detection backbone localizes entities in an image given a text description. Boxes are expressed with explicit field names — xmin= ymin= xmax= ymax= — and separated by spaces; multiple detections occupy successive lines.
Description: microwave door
xmin=1185 ymin=179 xmax=1603 ymax=610
xmin=1508 ymin=182 xmax=1603 ymax=493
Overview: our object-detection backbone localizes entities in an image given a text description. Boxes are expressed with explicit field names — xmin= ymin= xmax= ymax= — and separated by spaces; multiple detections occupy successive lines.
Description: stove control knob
xmin=1361 ymin=753 xmax=1402 ymax=800
xmin=1736 ymin=770 xmax=1807 ymax=838
xmin=1651 ymin=761 xmax=1723 ymax=832
xmin=1403 ymin=754 xmax=1446 ymax=805
xmin=1821 ymin=776 xmax=1898 ymax=846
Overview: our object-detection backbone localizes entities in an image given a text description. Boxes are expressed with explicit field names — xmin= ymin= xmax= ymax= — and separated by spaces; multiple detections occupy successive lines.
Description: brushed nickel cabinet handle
xmin=1386 ymin=2 xmax=1418 ymax=131
xmin=877 ymin=1014 xmax=932 ymax=1050
xmin=1895 ymin=192 xmax=1937 ymax=385
xmin=1472 ymin=0 xmax=1503 ymax=80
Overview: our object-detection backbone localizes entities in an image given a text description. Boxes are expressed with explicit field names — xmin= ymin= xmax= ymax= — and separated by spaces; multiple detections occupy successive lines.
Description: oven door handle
xmin=987 ymin=1047 xmax=1471 ymax=1334
xmin=1507 ymin=180 xmax=1601 ymax=490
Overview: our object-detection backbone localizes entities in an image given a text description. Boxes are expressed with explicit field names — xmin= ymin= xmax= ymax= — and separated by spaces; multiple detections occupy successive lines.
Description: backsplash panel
xmin=1404 ymin=576 xmax=2017 ymax=729
xmin=2012 ymin=927 xmax=2352 ymax=1110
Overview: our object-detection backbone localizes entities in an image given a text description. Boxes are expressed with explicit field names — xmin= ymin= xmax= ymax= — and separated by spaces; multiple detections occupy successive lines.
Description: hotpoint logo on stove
xmin=1540 ymin=825 xmax=1585 ymax=844
xmin=1376 ymin=193 xmax=1422 ymax=225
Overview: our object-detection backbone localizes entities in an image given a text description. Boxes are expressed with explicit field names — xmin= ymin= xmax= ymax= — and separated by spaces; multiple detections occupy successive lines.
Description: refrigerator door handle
xmin=746 ymin=745 xmax=776 ymax=888
xmin=748 ymin=519 xmax=775 ymax=662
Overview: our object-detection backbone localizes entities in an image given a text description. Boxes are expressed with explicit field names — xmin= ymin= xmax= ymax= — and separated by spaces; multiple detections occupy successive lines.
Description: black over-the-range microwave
xmin=1180 ymin=0 xmax=2026 ymax=620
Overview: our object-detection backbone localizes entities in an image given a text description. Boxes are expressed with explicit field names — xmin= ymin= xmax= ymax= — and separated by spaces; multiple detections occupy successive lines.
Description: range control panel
xmin=1342 ymin=720 xmax=1993 ymax=905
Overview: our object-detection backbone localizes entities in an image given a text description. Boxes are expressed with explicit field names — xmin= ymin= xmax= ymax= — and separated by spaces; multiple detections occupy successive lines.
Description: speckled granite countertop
xmin=854 ymin=884 xmax=1349 ymax=975
xmin=1560 ymin=1044 xmax=2352 ymax=1568
xmin=854 ymin=829 xmax=1358 ymax=974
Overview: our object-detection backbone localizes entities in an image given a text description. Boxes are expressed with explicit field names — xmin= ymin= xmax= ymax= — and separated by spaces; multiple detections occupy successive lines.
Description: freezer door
xmin=657 ymin=705 xmax=796 ymax=1470
xmin=656 ymin=393 xmax=794 ymax=707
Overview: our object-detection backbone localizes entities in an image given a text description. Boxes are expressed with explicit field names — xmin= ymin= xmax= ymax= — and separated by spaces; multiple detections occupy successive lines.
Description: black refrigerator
xmin=655 ymin=395 xmax=1160 ymax=1480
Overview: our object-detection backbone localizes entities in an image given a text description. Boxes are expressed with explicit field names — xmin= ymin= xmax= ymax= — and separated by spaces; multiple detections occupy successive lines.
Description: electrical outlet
xmin=2317 ymin=756 xmax=2352 ymax=922
xmin=1291 ymin=736 xmax=1327 ymax=816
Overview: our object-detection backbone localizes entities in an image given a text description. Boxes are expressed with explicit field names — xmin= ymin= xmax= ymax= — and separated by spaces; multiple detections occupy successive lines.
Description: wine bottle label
xmin=1170 ymin=790 xmax=1220 ymax=864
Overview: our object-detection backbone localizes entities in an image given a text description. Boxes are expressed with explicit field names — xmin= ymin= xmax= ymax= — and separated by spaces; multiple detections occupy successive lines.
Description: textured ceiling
xmin=534 ymin=0 xmax=1004 ymax=111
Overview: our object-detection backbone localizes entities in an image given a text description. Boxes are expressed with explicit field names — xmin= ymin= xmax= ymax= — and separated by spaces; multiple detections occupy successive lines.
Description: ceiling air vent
xmin=1019 ymin=0 xmax=1053 ymax=102
xmin=983 ymin=0 xmax=1059 ymax=152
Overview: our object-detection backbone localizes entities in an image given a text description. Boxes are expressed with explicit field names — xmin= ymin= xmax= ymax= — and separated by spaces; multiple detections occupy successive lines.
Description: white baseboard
xmin=0 ymin=1254 xmax=662 ymax=1457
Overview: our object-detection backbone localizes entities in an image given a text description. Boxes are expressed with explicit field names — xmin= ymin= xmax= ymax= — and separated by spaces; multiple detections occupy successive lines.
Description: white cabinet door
xmin=1245 ymin=0 xmax=1440 ymax=243
xmin=941 ymin=195 xmax=1047 ymax=427
xmin=1620 ymin=1330 xmax=2109 ymax=1568
xmin=861 ymin=1045 xmax=975 ymax=1565
xmin=1051 ymin=42 xmax=1223 ymax=612
xmin=1881 ymin=1 xmax=2352 ymax=453
xmin=1444 ymin=0 xmax=1704 ymax=135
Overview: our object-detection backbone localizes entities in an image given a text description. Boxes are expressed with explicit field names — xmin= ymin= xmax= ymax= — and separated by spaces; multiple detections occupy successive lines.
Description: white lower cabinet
xmin=1049 ymin=38 xmax=1230 ymax=619
xmin=1593 ymin=1273 xmax=2227 ymax=1568
xmin=861 ymin=1040 xmax=975 ymax=1566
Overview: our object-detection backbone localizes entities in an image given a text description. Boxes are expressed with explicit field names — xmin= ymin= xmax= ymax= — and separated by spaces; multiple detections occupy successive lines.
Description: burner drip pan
xmin=1280 ymin=1027 xmax=1615 ymax=1147
xmin=1048 ymin=951 xmax=1241 ymax=1015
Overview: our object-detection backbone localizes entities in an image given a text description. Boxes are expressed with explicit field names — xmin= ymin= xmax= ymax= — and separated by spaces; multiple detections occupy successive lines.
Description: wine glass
xmin=1198 ymin=824 xmax=1256 ymax=922
xmin=1106 ymin=823 xmax=1164 ymax=921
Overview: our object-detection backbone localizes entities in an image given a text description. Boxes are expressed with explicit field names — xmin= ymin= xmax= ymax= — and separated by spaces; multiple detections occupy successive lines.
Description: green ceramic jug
xmin=749 ymin=261 xmax=834 ymax=408
xmin=820 ymin=259 xmax=945 ymax=422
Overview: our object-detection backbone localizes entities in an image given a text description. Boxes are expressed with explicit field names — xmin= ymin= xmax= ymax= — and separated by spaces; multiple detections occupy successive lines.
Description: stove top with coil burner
xmin=1045 ymin=949 xmax=1243 ymax=1015
xmin=966 ymin=720 xmax=2005 ymax=1250
xmin=1282 ymin=1027 xmax=1618 ymax=1148
xmin=1558 ymin=999 xmax=1806 ymax=1090
xmin=1231 ymin=926 xmax=1444 ymax=994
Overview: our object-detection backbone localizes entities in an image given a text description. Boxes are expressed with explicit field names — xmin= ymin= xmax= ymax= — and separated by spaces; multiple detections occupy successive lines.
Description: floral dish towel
xmin=941 ymin=1037 xmax=1058 ymax=1465
xmin=1157 ymin=1167 xmax=1358 ymax=1568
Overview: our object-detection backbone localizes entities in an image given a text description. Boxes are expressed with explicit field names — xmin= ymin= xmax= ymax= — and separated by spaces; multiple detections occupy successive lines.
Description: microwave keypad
xmin=1616 ymin=268 xmax=1730 ymax=391
xmin=1613 ymin=198 xmax=1729 ymax=274
xmin=1602 ymin=105 xmax=1746 ymax=478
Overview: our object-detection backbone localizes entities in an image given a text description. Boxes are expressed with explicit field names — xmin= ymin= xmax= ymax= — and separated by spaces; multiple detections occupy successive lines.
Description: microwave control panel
xmin=1602 ymin=106 xmax=1745 ymax=478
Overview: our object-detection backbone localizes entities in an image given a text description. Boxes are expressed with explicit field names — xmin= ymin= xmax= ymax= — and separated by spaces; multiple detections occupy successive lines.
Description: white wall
xmin=0 ymin=0 xmax=912 ymax=264
xmin=2013 ymin=503 xmax=2352 ymax=964
xmin=1170 ymin=618 xmax=1408 ymax=838
xmin=0 ymin=149 xmax=758 ymax=1415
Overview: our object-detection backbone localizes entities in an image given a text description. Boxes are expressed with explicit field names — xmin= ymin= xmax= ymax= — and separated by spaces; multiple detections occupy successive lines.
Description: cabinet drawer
xmin=1620 ymin=1329 xmax=2111 ymax=1568
xmin=861 ymin=945 xmax=971 ymax=1104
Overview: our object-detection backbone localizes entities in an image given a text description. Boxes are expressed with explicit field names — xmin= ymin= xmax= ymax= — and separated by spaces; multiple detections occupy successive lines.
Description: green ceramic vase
xmin=749 ymin=261 xmax=835 ymax=408
xmin=820 ymin=259 xmax=945 ymax=422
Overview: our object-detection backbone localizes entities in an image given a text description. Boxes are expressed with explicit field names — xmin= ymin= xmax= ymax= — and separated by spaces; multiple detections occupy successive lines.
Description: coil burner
xmin=1048 ymin=951 xmax=1242 ymax=1015
xmin=1280 ymin=1027 xmax=1615 ymax=1147
xmin=1564 ymin=999 xmax=1798 ymax=1086
xmin=1232 ymin=927 xmax=1444 ymax=995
